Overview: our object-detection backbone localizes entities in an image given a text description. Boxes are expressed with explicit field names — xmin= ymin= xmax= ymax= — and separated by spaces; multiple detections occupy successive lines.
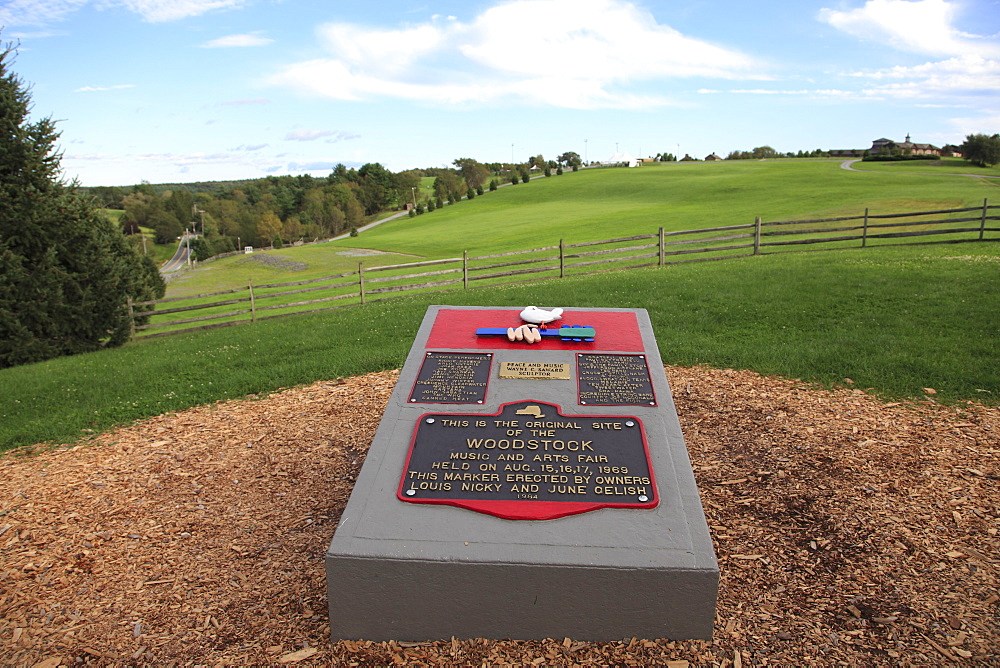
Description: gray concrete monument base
xmin=325 ymin=306 xmax=718 ymax=641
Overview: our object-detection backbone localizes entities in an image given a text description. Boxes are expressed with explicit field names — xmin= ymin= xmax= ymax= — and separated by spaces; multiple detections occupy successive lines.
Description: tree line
xmin=87 ymin=153 xmax=584 ymax=261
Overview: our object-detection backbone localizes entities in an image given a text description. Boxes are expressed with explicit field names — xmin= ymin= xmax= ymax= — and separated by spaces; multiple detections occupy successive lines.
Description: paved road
xmin=331 ymin=210 xmax=410 ymax=241
xmin=160 ymin=233 xmax=192 ymax=274
xmin=840 ymin=159 xmax=1000 ymax=179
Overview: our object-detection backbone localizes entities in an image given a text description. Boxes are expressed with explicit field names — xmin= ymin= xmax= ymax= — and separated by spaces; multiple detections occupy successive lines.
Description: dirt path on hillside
xmin=1 ymin=367 xmax=997 ymax=666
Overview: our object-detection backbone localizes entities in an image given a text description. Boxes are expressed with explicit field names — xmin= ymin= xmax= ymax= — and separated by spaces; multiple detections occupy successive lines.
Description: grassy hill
xmin=167 ymin=159 xmax=998 ymax=301
xmin=1 ymin=241 xmax=997 ymax=452
xmin=317 ymin=160 xmax=994 ymax=259
xmin=1 ymin=159 xmax=997 ymax=452
xmin=848 ymin=156 xmax=1000 ymax=177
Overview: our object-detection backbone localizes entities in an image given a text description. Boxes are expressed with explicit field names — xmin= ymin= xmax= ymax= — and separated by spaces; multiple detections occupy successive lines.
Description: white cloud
xmin=723 ymin=89 xmax=811 ymax=95
xmin=819 ymin=0 xmax=1000 ymax=59
xmin=460 ymin=0 xmax=757 ymax=80
xmin=0 ymin=0 xmax=89 ymax=27
xmin=949 ymin=112 xmax=1000 ymax=137
xmin=74 ymin=84 xmax=135 ymax=92
xmin=0 ymin=0 xmax=244 ymax=26
xmin=201 ymin=32 xmax=272 ymax=48
xmin=853 ymin=55 xmax=1000 ymax=99
xmin=819 ymin=1 xmax=999 ymax=109
xmin=108 ymin=0 xmax=246 ymax=22
xmin=284 ymin=129 xmax=360 ymax=143
xmin=270 ymin=0 xmax=762 ymax=110
xmin=285 ymin=129 xmax=337 ymax=141
xmin=317 ymin=21 xmax=451 ymax=77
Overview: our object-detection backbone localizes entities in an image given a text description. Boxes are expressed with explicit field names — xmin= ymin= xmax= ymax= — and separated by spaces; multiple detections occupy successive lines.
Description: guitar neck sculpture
xmin=476 ymin=325 xmax=596 ymax=342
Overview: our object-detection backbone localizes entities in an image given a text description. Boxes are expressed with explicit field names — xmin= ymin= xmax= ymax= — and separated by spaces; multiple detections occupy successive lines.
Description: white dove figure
xmin=519 ymin=306 xmax=564 ymax=325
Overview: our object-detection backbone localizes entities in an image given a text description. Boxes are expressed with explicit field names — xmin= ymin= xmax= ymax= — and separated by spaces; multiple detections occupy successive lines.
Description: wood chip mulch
xmin=1 ymin=366 xmax=997 ymax=667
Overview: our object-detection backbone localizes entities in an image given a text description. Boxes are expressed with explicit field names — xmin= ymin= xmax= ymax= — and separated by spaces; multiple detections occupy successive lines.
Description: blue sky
xmin=3 ymin=0 xmax=999 ymax=186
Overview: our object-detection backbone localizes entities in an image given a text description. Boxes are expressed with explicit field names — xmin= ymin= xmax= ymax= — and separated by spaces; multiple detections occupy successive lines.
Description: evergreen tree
xmin=0 ymin=43 xmax=164 ymax=368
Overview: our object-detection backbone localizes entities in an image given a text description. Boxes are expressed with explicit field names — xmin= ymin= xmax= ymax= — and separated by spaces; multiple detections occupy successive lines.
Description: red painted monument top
xmin=425 ymin=308 xmax=645 ymax=352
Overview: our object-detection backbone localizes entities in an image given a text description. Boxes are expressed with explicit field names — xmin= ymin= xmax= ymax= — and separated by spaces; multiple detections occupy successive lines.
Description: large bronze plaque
xmin=397 ymin=400 xmax=658 ymax=520
xmin=409 ymin=352 xmax=492 ymax=404
xmin=577 ymin=353 xmax=657 ymax=406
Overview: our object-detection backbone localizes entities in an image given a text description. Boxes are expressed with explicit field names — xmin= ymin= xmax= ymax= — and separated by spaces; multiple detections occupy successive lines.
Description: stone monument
xmin=325 ymin=305 xmax=718 ymax=640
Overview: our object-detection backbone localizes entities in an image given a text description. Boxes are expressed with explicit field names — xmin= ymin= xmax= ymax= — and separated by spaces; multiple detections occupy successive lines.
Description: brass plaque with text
xmin=409 ymin=352 xmax=492 ymax=404
xmin=577 ymin=353 xmax=657 ymax=406
xmin=499 ymin=361 xmax=571 ymax=380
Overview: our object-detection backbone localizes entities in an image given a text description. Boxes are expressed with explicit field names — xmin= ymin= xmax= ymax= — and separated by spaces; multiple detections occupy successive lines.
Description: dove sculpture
xmin=519 ymin=306 xmax=563 ymax=325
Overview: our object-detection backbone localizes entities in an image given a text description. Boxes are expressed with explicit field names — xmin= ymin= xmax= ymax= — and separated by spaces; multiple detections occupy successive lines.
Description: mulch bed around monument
xmin=1 ymin=366 xmax=997 ymax=666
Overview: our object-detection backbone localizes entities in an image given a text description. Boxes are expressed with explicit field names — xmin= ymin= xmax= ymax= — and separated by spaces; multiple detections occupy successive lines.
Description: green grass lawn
xmin=1 ymin=242 xmax=997 ymax=453
xmin=323 ymin=160 xmax=994 ymax=258
xmin=849 ymin=157 xmax=1000 ymax=178
xmin=163 ymin=160 xmax=998 ymax=302
xmin=169 ymin=243 xmax=419 ymax=298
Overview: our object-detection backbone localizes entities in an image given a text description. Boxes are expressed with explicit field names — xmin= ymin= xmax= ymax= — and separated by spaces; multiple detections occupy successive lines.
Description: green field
xmin=848 ymin=156 xmax=1000 ymax=178
xmin=1 ymin=241 xmax=997 ymax=453
xmin=168 ymin=244 xmax=419 ymax=297
xmin=163 ymin=159 xmax=999 ymax=299
xmin=1 ymin=159 xmax=997 ymax=453
xmin=318 ymin=160 xmax=994 ymax=258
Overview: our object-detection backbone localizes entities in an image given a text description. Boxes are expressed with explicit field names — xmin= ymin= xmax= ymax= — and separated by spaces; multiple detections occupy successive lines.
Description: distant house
xmin=870 ymin=134 xmax=941 ymax=156
xmin=941 ymin=144 xmax=963 ymax=157
xmin=704 ymin=153 xmax=722 ymax=161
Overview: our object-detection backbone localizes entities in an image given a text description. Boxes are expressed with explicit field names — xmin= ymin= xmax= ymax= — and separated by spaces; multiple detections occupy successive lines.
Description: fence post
xmin=248 ymin=278 xmax=256 ymax=322
xmin=559 ymin=239 xmax=565 ymax=278
xmin=359 ymin=262 xmax=365 ymax=304
xmin=658 ymin=227 xmax=665 ymax=266
xmin=753 ymin=217 xmax=762 ymax=255
xmin=862 ymin=207 xmax=869 ymax=248
xmin=463 ymin=251 xmax=468 ymax=289
xmin=981 ymin=198 xmax=988 ymax=240
xmin=127 ymin=296 xmax=136 ymax=341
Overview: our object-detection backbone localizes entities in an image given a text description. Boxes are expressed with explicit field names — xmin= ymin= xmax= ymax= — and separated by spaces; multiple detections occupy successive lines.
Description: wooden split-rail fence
xmin=129 ymin=199 xmax=999 ymax=339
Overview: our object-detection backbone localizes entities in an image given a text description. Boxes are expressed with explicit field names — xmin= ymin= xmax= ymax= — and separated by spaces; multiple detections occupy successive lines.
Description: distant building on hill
xmin=602 ymin=151 xmax=640 ymax=167
xmin=704 ymin=153 xmax=722 ymax=161
xmin=870 ymin=134 xmax=941 ymax=156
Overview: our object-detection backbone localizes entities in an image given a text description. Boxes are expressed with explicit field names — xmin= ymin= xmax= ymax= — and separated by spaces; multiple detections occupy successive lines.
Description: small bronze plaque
xmin=499 ymin=361 xmax=571 ymax=380
xmin=398 ymin=400 xmax=657 ymax=520
xmin=577 ymin=353 xmax=657 ymax=406
xmin=409 ymin=352 xmax=492 ymax=404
